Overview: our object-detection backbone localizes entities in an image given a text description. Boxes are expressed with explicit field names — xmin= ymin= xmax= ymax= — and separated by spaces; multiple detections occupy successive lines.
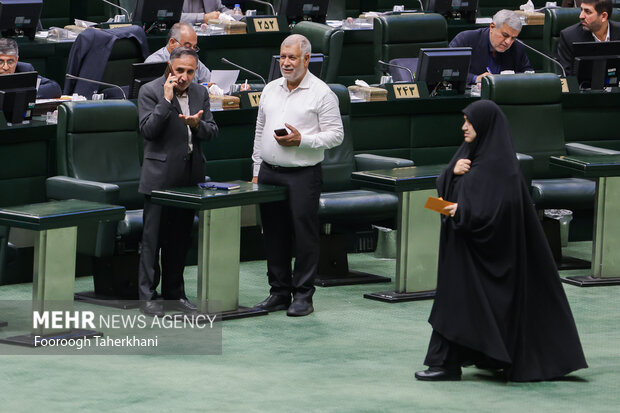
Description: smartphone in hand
xmin=274 ymin=128 xmax=288 ymax=136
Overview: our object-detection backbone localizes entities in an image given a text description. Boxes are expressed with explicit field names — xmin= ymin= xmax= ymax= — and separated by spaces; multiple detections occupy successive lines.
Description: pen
xmin=486 ymin=66 xmax=493 ymax=74
xmin=244 ymin=79 xmax=248 ymax=89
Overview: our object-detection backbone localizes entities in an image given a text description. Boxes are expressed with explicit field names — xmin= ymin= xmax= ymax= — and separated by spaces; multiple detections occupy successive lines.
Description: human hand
xmin=204 ymin=11 xmax=220 ymax=22
xmin=164 ymin=73 xmax=177 ymax=101
xmin=475 ymin=72 xmax=492 ymax=83
xmin=179 ymin=110 xmax=204 ymax=129
xmin=453 ymin=159 xmax=471 ymax=175
xmin=274 ymin=123 xmax=301 ymax=147
xmin=240 ymin=82 xmax=251 ymax=91
xmin=251 ymin=176 xmax=258 ymax=184
xmin=443 ymin=203 xmax=458 ymax=217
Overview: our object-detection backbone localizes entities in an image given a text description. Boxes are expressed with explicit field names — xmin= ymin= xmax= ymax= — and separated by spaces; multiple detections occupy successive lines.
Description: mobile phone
xmin=274 ymin=128 xmax=288 ymax=136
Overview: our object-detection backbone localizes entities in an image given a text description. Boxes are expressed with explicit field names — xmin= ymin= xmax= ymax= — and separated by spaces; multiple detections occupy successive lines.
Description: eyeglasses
xmin=0 ymin=58 xmax=17 ymax=68
xmin=173 ymin=39 xmax=200 ymax=52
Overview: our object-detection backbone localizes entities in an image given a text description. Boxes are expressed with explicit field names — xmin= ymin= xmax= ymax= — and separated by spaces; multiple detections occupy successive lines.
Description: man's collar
xmin=278 ymin=70 xmax=312 ymax=92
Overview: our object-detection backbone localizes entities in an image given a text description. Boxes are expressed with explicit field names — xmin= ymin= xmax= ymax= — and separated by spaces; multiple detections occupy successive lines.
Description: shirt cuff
xmin=253 ymin=163 xmax=261 ymax=177
xmin=298 ymin=133 xmax=313 ymax=148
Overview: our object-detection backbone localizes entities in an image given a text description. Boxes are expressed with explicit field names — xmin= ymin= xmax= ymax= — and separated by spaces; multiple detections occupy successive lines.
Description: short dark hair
xmin=581 ymin=0 xmax=613 ymax=17
xmin=169 ymin=47 xmax=198 ymax=65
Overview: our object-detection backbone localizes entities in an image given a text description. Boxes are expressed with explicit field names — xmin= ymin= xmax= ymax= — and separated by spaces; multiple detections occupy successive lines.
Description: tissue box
xmin=207 ymin=19 xmax=247 ymax=34
xmin=347 ymin=85 xmax=388 ymax=102
xmin=514 ymin=11 xmax=545 ymax=25
xmin=210 ymin=95 xmax=240 ymax=110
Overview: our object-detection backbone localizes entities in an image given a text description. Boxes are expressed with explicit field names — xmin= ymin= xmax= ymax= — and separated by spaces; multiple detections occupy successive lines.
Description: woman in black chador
xmin=415 ymin=100 xmax=587 ymax=382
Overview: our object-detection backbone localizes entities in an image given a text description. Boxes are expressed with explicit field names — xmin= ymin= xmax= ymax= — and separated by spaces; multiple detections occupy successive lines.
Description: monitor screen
xmin=573 ymin=41 xmax=620 ymax=89
xmin=0 ymin=71 xmax=37 ymax=125
xmin=425 ymin=0 xmax=477 ymax=22
xmin=278 ymin=0 xmax=328 ymax=24
xmin=267 ymin=53 xmax=325 ymax=82
xmin=415 ymin=47 xmax=471 ymax=95
xmin=128 ymin=62 xmax=168 ymax=99
xmin=133 ymin=0 xmax=183 ymax=29
xmin=0 ymin=0 xmax=42 ymax=39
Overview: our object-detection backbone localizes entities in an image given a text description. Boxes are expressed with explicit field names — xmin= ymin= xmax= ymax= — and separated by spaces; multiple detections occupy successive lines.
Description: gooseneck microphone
xmin=515 ymin=39 xmax=567 ymax=78
xmin=246 ymin=0 xmax=277 ymax=16
xmin=65 ymin=74 xmax=127 ymax=100
xmin=221 ymin=58 xmax=267 ymax=85
xmin=99 ymin=0 xmax=132 ymax=22
xmin=378 ymin=60 xmax=415 ymax=82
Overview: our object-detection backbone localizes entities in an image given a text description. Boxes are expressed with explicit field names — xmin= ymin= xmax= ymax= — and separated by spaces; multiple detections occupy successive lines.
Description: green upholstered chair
xmin=316 ymin=84 xmax=414 ymax=286
xmin=543 ymin=8 xmax=620 ymax=74
xmin=480 ymin=73 xmax=616 ymax=249
xmin=373 ymin=13 xmax=448 ymax=78
xmin=40 ymin=0 xmax=72 ymax=28
xmin=291 ymin=22 xmax=344 ymax=83
xmin=46 ymin=100 xmax=143 ymax=301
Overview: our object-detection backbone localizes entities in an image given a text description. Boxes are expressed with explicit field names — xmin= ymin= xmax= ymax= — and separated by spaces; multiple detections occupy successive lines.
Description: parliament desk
xmin=351 ymin=165 xmax=445 ymax=302
xmin=0 ymin=199 xmax=125 ymax=346
xmin=151 ymin=181 xmax=287 ymax=320
xmin=550 ymin=155 xmax=620 ymax=287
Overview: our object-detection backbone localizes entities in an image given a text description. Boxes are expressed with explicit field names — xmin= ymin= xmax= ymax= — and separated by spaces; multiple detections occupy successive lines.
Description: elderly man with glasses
xmin=0 ymin=38 xmax=62 ymax=99
xmin=145 ymin=22 xmax=211 ymax=84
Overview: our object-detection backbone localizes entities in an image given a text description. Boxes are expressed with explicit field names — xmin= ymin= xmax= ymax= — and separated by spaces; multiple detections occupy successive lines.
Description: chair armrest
xmin=354 ymin=154 xmax=414 ymax=171
xmin=565 ymin=143 xmax=620 ymax=156
xmin=46 ymin=176 xmax=120 ymax=204
xmin=516 ymin=153 xmax=534 ymax=189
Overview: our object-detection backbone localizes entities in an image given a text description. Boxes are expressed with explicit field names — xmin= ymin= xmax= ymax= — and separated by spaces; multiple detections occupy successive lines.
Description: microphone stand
xmin=66 ymin=74 xmax=127 ymax=100
xmin=246 ymin=0 xmax=277 ymax=16
xmin=378 ymin=60 xmax=415 ymax=82
xmin=515 ymin=39 xmax=567 ymax=78
xmin=221 ymin=58 xmax=267 ymax=85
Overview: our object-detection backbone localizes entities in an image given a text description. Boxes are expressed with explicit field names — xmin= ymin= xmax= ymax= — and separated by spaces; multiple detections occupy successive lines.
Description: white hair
xmin=282 ymin=34 xmax=312 ymax=57
xmin=492 ymin=9 xmax=523 ymax=32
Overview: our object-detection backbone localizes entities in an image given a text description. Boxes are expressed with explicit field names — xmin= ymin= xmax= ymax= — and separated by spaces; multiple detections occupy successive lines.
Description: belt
xmin=262 ymin=162 xmax=319 ymax=172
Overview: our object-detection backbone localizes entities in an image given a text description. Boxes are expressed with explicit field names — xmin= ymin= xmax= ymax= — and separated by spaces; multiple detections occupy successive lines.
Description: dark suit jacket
xmin=449 ymin=28 xmax=533 ymax=84
xmin=15 ymin=62 xmax=62 ymax=99
xmin=557 ymin=21 xmax=620 ymax=76
xmin=138 ymin=76 xmax=218 ymax=195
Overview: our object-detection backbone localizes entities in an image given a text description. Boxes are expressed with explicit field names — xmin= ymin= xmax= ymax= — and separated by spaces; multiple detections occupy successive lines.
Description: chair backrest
xmin=101 ymin=38 xmax=144 ymax=86
xmin=56 ymin=100 xmax=143 ymax=209
xmin=373 ymin=13 xmax=448 ymax=77
xmin=291 ymin=21 xmax=344 ymax=83
xmin=481 ymin=73 xmax=566 ymax=179
xmin=322 ymin=84 xmax=355 ymax=192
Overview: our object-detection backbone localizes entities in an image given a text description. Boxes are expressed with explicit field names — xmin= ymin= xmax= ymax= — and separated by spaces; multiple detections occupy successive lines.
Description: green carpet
xmin=0 ymin=241 xmax=618 ymax=412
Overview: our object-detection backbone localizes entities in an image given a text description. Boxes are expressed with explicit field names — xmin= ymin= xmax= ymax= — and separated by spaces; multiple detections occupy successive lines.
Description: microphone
xmin=378 ymin=60 xmax=415 ymax=82
xmin=246 ymin=0 xmax=277 ymax=16
xmin=515 ymin=39 xmax=566 ymax=78
xmin=416 ymin=0 xmax=424 ymax=11
xmin=65 ymin=74 xmax=127 ymax=100
xmin=221 ymin=58 xmax=266 ymax=85
xmin=99 ymin=0 xmax=132 ymax=22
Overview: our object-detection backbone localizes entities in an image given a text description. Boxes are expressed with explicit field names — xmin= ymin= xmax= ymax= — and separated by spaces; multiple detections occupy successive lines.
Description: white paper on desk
xmin=476 ymin=17 xmax=493 ymax=24
xmin=210 ymin=70 xmax=239 ymax=92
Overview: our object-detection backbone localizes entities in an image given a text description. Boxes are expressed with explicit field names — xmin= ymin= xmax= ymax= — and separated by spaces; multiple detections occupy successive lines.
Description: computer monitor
xmin=133 ymin=0 xmax=183 ymax=30
xmin=278 ymin=0 xmax=328 ymax=24
xmin=0 ymin=71 xmax=37 ymax=125
xmin=415 ymin=47 xmax=471 ymax=95
xmin=572 ymin=41 xmax=620 ymax=90
xmin=0 ymin=0 xmax=42 ymax=40
xmin=267 ymin=53 xmax=325 ymax=82
xmin=128 ymin=62 xmax=168 ymax=99
xmin=425 ymin=0 xmax=478 ymax=24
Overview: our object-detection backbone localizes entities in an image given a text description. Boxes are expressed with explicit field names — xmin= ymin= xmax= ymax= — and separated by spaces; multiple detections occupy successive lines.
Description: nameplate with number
xmin=392 ymin=84 xmax=420 ymax=99
xmin=239 ymin=91 xmax=262 ymax=108
xmin=253 ymin=18 xmax=279 ymax=32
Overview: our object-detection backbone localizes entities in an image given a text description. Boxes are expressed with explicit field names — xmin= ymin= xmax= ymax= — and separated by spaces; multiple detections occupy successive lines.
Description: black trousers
xmin=258 ymin=162 xmax=322 ymax=300
xmin=138 ymin=196 xmax=195 ymax=301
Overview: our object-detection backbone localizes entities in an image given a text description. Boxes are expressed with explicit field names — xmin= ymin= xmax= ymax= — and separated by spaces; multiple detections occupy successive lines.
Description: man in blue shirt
xmin=450 ymin=10 xmax=533 ymax=84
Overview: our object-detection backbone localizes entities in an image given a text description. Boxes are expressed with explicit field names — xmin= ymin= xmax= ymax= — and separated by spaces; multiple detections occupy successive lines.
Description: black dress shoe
xmin=253 ymin=294 xmax=291 ymax=312
xmin=167 ymin=298 xmax=198 ymax=314
xmin=286 ymin=298 xmax=314 ymax=317
xmin=414 ymin=366 xmax=462 ymax=381
xmin=140 ymin=300 xmax=164 ymax=317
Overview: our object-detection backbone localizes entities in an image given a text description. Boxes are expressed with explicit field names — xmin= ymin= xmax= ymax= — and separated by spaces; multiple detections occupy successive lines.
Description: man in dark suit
xmin=557 ymin=0 xmax=620 ymax=75
xmin=450 ymin=10 xmax=533 ymax=84
xmin=138 ymin=47 xmax=218 ymax=317
xmin=0 ymin=38 xmax=61 ymax=99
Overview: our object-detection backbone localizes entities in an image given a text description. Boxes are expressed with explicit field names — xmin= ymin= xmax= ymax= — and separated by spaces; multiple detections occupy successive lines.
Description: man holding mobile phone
xmin=251 ymin=34 xmax=344 ymax=317
xmin=137 ymin=47 xmax=218 ymax=317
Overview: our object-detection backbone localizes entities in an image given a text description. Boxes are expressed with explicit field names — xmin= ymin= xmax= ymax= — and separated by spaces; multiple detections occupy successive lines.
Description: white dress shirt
xmin=252 ymin=71 xmax=344 ymax=176
xmin=592 ymin=22 xmax=611 ymax=42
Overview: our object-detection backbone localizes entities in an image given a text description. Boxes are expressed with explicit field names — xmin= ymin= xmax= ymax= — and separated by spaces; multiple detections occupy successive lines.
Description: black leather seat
xmin=316 ymin=84 xmax=414 ymax=286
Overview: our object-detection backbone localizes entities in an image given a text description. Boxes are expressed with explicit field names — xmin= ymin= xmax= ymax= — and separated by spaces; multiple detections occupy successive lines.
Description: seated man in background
xmin=0 ymin=38 xmax=62 ymax=98
xmin=557 ymin=0 xmax=620 ymax=75
xmin=145 ymin=22 xmax=211 ymax=84
xmin=181 ymin=0 xmax=230 ymax=24
xmin=450 ymin=9 xmax=533 ymax=84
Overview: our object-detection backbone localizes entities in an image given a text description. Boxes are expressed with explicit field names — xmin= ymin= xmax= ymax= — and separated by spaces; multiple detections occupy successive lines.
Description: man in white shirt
xmin=145 ymin=22 xmax=211 ymax=84
xmin=251 ymin=34 xmax=344 ymax=317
